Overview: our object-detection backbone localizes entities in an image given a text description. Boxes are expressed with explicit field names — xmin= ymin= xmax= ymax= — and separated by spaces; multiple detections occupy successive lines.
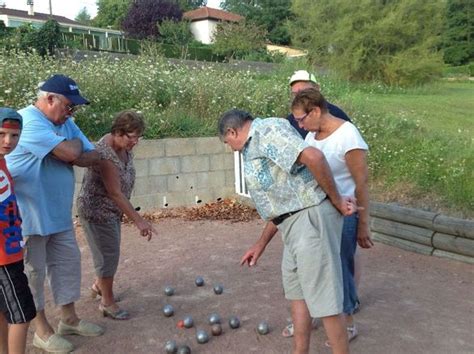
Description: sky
xmin=3 ymin=0 xmax=221 ymax=21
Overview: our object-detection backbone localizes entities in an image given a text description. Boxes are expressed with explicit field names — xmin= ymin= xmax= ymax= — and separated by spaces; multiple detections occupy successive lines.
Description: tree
xmin=212 ymin=20 xmax=266 ymax=60
xmin=158 ymin=19 xmax=195 ymax=45
xmin=121 ymin=0 xmax=182 ymax=39
xmin=93 ymin=0 xmax=132 ymax=29
xmin=75 ymin=7 xmax=92 ymax=26
xmin=221 ymin=0 xmax=292 ymax=45
xmin=290 ymin=0 xmax=445 ymax=85
xmin=176 ymin=0 xmax=207 ymax=11
xmin=442 ymin=0 xmax=474 ymax=66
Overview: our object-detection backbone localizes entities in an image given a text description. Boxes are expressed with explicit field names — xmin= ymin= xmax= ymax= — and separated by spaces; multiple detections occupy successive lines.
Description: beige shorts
xmin=278 ymin=199 xmax=344 ymax=318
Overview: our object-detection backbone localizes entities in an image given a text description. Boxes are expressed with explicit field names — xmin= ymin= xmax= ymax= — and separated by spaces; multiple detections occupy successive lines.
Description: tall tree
xmin=221 ymin=0 xmax=292 ymax=45
xmin=177 ymin=0 xmax=207 ymax=11
xmin=75 ymin=7 xmax=92 ymax=26
xmin=122 ymin=0 xmax=182 ymax=39
xmin=442 ymin=0 xmax=474 ymax=66
xmin=212 ymin=20 xmax=266 ymax=60
xmin=158 ymin=19 xmax=195 ymax=45
xmin=290 ymin=0 xmax=445 ymax=85
xmin=93 ymin=0 xmax=132 ymax=29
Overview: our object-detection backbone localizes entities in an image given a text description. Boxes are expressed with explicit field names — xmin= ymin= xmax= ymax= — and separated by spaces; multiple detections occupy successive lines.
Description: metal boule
xmin=164 ymin=340 xmax=178 ymax=353
xmin=211 ymin=324 xmax=222 ymax=336
xmin=196 ymin=329 xmax=210 ymax=344
xmin=228 ymin=316 xmax=240 ymax=329
xmin=164 ymin=286 xmax=175 ymax=296
xmin=257 ymin=321 xmax=270 ymax=335
xmin=183 ymin=315 xmax=194 ymax=328
xmin=162 ymin=304 xmax=174 ymax=317
xmin=195 ymin=276 xmax=204 ymax=286
xmin=213 ymin=284 xmax=223 ymax=295
xmin=208 ymin=313 xmax=221 ymax=325
xmin=177 ymin=345 xmax=191 ymax=354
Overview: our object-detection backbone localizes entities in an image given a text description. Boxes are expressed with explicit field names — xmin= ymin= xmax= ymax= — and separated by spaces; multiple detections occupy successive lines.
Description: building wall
xmin=73 ymin=137 xmax=236 ymax=214
xmin=189 ymin=19 xmax=218 ymax=44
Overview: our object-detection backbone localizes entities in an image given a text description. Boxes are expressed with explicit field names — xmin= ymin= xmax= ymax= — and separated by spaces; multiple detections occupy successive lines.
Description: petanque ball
xmin=229 ymin=316 xmax=240 ymax=329
xmin=196 ymin=329 xmax=210 ymax=344
xmin=257 ymin=321 xmax=270 ymax=335
xmin=213 ymin=284 xmax=224 ymax=295
xmin=211 ymin=324 xmax=222 ymax=336
xmin=208 ymin=313 xmax=221 ymax=325
xmin=162 ymin=304 xmax=174 ymax=317
xmin=195 ymin=276 xmax=204 ymax=287
xmin=177 ymin=345 xmax=191 ymax=354
xmin=164 ymin=340 xmax=178 ymax=353
xmin=183 ymin=315 xmax=194 ymax=328
xmin=164 ymin=286 xmax=175 ymax=296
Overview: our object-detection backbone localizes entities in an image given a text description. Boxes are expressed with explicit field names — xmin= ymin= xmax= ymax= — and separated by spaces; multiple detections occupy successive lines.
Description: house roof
xmin=0 ymin=7 xmax=80 ymax=26
xmin=183 ymin=6 xmax=243 ymax=23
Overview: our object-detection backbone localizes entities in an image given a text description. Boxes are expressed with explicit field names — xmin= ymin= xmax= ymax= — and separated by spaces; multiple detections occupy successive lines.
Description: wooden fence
xmin=370 ymin=202 xmax=474 ymax=264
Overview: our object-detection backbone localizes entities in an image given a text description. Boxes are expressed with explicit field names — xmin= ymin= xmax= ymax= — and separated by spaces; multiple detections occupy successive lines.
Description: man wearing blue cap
xmin=6 ymin=75 xmax=104 ymax=353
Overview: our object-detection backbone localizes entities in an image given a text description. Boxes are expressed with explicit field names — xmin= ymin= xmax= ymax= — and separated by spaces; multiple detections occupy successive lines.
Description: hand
xmin=336 ymin=196 xmax=358 ymax=216
xmin=357 ymin=225 xmax=374 ymax=249
xmin=136 ymin=219 xmax=156 ymax=241
xmin=240 ymin=243 xmax=265 ymax=267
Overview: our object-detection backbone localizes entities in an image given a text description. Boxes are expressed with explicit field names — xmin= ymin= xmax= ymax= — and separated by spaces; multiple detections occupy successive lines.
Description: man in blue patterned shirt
xmin=218 ymin=109 xmax=353 ymax=354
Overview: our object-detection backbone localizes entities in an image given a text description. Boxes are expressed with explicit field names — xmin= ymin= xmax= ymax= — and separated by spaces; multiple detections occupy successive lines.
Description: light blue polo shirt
xmin=6 ymin=105 xmax=94 ymax=236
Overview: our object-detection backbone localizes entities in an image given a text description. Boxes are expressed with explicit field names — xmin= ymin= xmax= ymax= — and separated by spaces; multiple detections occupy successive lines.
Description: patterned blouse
xmin=76 ymin=137 xmax=135 ymax=223
xmin=243 ymin=118 xmax=327 ymax=221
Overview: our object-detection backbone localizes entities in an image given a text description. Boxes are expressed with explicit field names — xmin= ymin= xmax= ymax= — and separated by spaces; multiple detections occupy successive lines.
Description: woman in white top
xmin=292 ymin=87 xmax=374 ymax=346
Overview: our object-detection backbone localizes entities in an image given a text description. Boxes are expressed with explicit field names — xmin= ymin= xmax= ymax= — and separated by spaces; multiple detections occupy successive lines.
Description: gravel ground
xmin=26 ymin=218 xmax=474 ymax=354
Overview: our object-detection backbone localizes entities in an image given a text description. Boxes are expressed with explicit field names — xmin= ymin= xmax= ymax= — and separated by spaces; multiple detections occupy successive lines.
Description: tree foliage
xmin=176 ymin=0 xmax=207 ymax=11
xmin=211 ymin=20 xmax=267 ymax=60
xmin=93 ymin=0 xmax=132 ymax=29
xmin=75 ymin=7 xmax=92 ymax=26
xmin=290 ymin=0 xmax=445 ymax=85
xmin=221 ymin=0 xmax=292 ymax=45
xmin=122 ymin=0 xmax=182 ymax=39
xmin=442 ymin=0 xmax=474 ymax=66
xmin=158 ymin=19 xmax=195 ymax=45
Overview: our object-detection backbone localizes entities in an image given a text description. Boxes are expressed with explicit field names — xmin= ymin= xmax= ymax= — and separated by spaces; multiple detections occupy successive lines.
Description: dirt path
xmin=27 ymin=219 xmax=473 ymax=354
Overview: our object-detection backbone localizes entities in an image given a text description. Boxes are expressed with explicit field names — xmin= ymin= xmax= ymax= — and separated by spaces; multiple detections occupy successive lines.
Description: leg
xmin=291 ymin=300 xmax=312 ymax=354
xmin=321 ymin=314 xmax=349 ymax=354
xmin=45 ymin=230 xmax=81 ymax=325
xmin=24 ymin=235 xmax=55 ymax=339
xmin=8 ymin=322 xmax=29 ymax=354
xmin=340 ymin=215 xmax=359 ymax=315
xmin=98 ymin=276 xmax=115 ymax=306
xmin=0 ymin=313 xmax=7 ymax=354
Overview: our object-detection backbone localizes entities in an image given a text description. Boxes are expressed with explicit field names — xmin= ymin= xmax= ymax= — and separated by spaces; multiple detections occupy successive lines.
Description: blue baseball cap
xmin=40 ymin=74 xmax=90 ymax=105
xmin=0 ymin=107 xmax=22 ymax=130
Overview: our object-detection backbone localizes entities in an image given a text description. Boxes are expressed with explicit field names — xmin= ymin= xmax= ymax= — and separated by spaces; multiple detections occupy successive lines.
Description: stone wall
xmin=74 ymin=137 xmax=235 ymax=213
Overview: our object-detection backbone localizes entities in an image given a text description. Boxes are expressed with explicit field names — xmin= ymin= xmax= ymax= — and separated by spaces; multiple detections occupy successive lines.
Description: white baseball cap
xmin=289 ymin=70 xmax=318 ymax=86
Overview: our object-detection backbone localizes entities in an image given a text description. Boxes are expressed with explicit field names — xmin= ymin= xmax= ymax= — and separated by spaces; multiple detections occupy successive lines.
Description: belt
xmin=272 ymin=209 xmax=303 ymax=225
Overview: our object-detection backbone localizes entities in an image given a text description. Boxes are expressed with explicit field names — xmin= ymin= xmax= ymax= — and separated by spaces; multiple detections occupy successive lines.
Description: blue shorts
xmin=0 ymin=260 xmax=36 ymax=324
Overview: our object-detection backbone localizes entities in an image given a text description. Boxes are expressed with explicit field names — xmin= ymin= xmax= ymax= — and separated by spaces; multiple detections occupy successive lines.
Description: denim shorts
xmin=340 ymin=214 xmax=359 ymax=314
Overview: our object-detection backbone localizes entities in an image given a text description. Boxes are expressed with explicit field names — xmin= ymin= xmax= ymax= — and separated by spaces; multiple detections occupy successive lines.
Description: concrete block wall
xmin=74 ymin=137 xmax=236 ymax=213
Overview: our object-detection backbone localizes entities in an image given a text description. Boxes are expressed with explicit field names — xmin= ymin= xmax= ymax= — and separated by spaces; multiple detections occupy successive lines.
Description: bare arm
xmin=51 ymin=138 xmax=83 ymax=162
xmin=72 ymin=150 xmax=101 ymax=167
xmin=240 ymin=221 xmax=279 ymax=267
xmin=100 ymin=159 xmax=157 ymax=240
xmin=297 ymin=146 xmax=354 ymax=215
xmin=345 ymin=149 xmax=374 ymax=248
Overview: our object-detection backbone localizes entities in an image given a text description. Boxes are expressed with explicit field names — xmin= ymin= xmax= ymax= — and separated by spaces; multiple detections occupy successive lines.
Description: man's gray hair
xmin=218 ymin=109 xmax=254 ymax=138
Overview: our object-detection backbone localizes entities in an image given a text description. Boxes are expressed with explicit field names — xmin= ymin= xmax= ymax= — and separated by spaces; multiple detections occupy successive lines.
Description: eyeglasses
xmin=293 ymin=111 xmax=310 ymax=123
xmin=124 ymin=133 xmax=143 ymax=142
xmin=53 ymin=95 xmax=78 ymax=114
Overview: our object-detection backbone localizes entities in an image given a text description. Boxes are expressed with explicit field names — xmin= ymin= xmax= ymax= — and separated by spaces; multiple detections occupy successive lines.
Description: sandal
xmin=99 ymin=303 xmax=130 ymax=320
xmin=325 ymin=324 xmax=358 ymax=347
xmin=281 ymin=318 xmax=319 ymax=338
xmin=91 ymin=283 xmax=121 ymax=302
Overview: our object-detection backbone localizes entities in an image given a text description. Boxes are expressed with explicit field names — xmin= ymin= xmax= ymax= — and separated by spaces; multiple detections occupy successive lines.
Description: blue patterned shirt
xmin=242 ymin=118 xmax=327 ymax=221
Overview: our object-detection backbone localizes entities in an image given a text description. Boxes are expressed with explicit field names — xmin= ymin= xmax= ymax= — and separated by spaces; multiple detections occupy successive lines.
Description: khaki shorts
xmin=278 ymin=199 xmax=344 ymax=318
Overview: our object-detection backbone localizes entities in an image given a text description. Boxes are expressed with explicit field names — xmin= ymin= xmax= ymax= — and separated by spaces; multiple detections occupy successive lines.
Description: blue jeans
xmin=341 ymin=214 xmax=359 ymax=315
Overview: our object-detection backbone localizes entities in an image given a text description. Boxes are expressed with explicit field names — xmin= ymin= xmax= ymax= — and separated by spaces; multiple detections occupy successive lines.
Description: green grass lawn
xmin=363 ymin=81 xmax=474 ymax=138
